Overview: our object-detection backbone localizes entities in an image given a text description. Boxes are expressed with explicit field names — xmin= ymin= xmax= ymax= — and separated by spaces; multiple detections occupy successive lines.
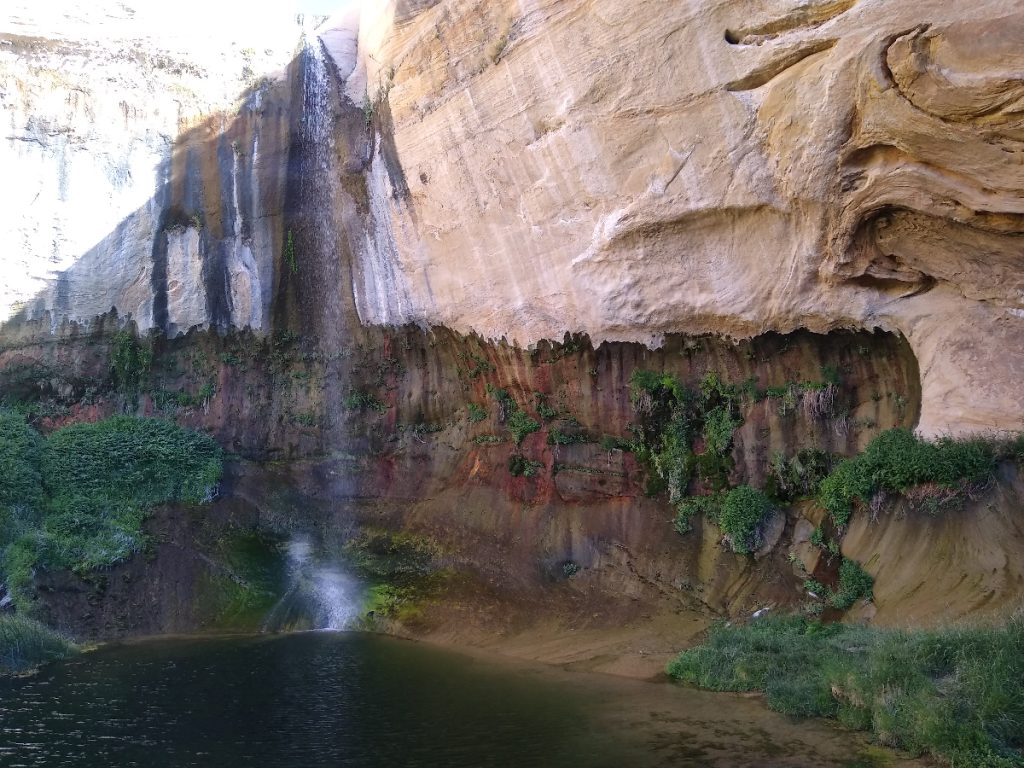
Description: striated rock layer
xmin=345 ymin=0 xmax=1024 ymax=436
xmin=3 ymin=1 xmax=1024 ymax=436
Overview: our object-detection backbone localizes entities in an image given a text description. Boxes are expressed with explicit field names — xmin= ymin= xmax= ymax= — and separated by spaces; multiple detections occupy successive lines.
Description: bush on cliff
xmin=717 ymin=485 xmax=774 ymax=554
xmin=668 ymin=615 xmax=1024 ymax=768
xmin=0 ymin=412 xmax=222 ymax=611
xmin=818 ymin=428 xmax=1001 ymax=526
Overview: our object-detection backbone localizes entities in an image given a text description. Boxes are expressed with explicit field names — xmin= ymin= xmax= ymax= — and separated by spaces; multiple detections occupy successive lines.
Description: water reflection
xmin=0 ymin=632 xmax=913 ymax=768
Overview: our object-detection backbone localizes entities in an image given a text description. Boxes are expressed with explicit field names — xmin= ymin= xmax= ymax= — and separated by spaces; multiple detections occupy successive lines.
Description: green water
xmin=0 ymin=632 xmax=909 ymax=767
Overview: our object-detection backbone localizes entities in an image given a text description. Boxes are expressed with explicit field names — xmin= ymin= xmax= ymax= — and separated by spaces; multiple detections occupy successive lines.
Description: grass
xmin=804 ymin=557 xmax=874 ymax=610
xmin=0 ymin=412 xmax=222 ymax=611
xmin=0 ymin=615 xmax=77 ymax=674
xmin=668 ymin=615 xmax=1024 ymax=767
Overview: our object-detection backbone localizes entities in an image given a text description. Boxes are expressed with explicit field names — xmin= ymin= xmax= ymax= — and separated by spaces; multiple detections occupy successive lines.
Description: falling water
xmin=262 ymin=535 xmax=362 ymax=632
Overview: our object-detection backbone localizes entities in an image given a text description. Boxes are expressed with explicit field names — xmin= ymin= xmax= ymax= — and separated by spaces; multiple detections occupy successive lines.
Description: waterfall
xmin=263 ymin=535 xmax=362 ymax=632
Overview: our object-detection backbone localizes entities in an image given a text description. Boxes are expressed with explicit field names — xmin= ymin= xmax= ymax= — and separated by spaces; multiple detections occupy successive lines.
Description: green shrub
xmin=667 ymin=615 xmax=1024 ymax=767
xmin=673 ymin=494 xmax=721 ymax=534
xmin=600 ymin=435 xmax=632 ymax=452
xmin=110 ymin=330 xmax=152 ymax=394
xmin=461 ymin=353 xmax=493 ymax=379
xmin=0 ymin=412 xmax=44 ymax=515
xmin=0 ymin=615 xmax=76 ymax=674
xmin=0 ymin=415 xmax=222 ymax=611
xmin=343 ymin=390 xmax=387 ymax=412
xmin=818 ymin=458 xmax=871 ymax=527
xmin=466 ymin=403 xmax=487 ymax=423
xmin=629 ymin=368 xmax=744 ymax=503
xmin=702 ymin=405 xmax=740 ymax=456
xmin=547 ymin=427 xmax=586 ymax=446
xmin=817 ymin=429 xmax=1000 ymax=527
xmin=508 ymin=454 xmax=543 ymax=477
xmin=534 ymin=393 xmax=558 ymax=421
xmin=472 ymin=434 xmax=503 ymax=445
xmin=717 ymin=485 xmax=773 ymax=554
xmin=766 ymin=448 xmax=834 ymax=502
xmin=505 ymin=409 xmax=540 ymax=445
xmin=43 ymin=417 xmax=221 ymax=507
xmin=829 ymin=557 xmax=873 ymax=609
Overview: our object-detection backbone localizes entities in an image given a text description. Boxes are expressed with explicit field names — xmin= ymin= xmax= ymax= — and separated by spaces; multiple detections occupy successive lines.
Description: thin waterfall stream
xmin=262 ymin=535 xmax=362 ymax=632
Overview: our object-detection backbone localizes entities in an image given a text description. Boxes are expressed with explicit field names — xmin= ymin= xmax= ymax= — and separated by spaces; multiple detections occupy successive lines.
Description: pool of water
xmin=0 ymin=632 xmax=912 ymax=767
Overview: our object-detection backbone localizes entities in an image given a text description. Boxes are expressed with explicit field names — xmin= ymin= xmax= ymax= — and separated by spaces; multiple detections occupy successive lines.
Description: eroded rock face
xmin=2 ymin=0 xmax=1023 ymax=436
xmin=346 ymin=0 xmax=1024 ymax=435
xmin=0 ymin=3 xmax=304 ymax=334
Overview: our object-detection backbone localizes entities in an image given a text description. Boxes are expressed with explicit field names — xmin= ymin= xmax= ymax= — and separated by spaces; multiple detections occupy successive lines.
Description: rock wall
xmin=0 ymin=4 xmax=305 ymax=334
xmin=344 ymin=0 xmax=1024 ymax=436
xmin=3 ymin=1 xmax=1023 ymax=436
xmin=5 ymin=319 xmax=929 ymax=647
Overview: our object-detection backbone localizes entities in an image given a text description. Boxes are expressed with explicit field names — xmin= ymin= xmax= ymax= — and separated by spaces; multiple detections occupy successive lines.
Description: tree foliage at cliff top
xmin=0 ymin=413 xmax=222 ymax=611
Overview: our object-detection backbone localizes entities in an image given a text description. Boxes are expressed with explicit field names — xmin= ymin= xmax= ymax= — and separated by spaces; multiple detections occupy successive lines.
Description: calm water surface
xmin=0 ymin=632 xmax=911 ymax=768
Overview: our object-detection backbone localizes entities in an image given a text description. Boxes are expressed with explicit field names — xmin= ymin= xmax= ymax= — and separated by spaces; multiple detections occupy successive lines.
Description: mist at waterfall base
xmin=262 ymin=535 xmax=362 ymax=632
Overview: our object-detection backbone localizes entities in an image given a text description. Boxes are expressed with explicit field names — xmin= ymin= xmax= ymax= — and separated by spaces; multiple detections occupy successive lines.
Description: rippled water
xmin=0 ymin=632 xmax=910 ymax=768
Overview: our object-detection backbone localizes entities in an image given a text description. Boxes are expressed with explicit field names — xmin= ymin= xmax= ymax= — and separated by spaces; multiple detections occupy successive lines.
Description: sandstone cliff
xmin=2 ymin=2 xmax=1024 ymax=656
xmin=3 ymin=1 xmax=1023 ymax=436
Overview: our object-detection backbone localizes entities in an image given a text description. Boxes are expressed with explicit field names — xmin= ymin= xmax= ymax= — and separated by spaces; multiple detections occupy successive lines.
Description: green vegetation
xmin=508 ymin=454 xmax=543 ymax=477
xmin=831 ymin=557 xmax=873 ymax=609
xmin=0 ymin=615 xmax=77 ymax=674
xmin=673 ymin=494 xmax=720 ymax=535
xmin=818 ymin=428 xmax=1003 ymax=526
xmin=486 ymin=386 xmax=539 ymax=444
xmin=111 ymin=330 xmax=152 ymax=394
xmin=284 ymin=229 xmax=297 ymax=274
xmin=196 ymin=531 xmax=287 ymax=629
xmin=466 ymin=403 xmax=487 ymax=423
xmin=506 ymin=410 xmax=540 ymax=444
xmin=668 ymin=616 xmax=1024 ymax=767
xmin=547 ymin=426 xmax=587 ymax=446
xmin=600 ymin=435 xmax=632 ymax=452
xmin=534 ymin=393 xmax=558 ymax=421
xmin=803 ymin=558 xmax=873 ymax=609
xmin=343 ymin=390 xmax=387 ymax=412
xmin=633 ymin=367 xmax=1021 ymax=562
xmin=0 ymin=413 xmax=222 ymax=611
xmin=632 ymin=370 xmax=778 ymax=551
xmin=717 ymin=485 xmax=774 ymax=554
xmin=362 ymin=92 xmax=373 ymax=126
xmin=151 ymin=382 xmax=215 ymax=411
xmin=459 ymin=353 xmax=493 ymax=379
xmin=472 ymin=434 xmax=504 ymax=445
xmin=344 ymin=529 xmax=449 ymax=624
xmin=630 ymin=369 xmax=743 ymax=504
xmin=766 ymin=448 xmax=834 ymax=502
